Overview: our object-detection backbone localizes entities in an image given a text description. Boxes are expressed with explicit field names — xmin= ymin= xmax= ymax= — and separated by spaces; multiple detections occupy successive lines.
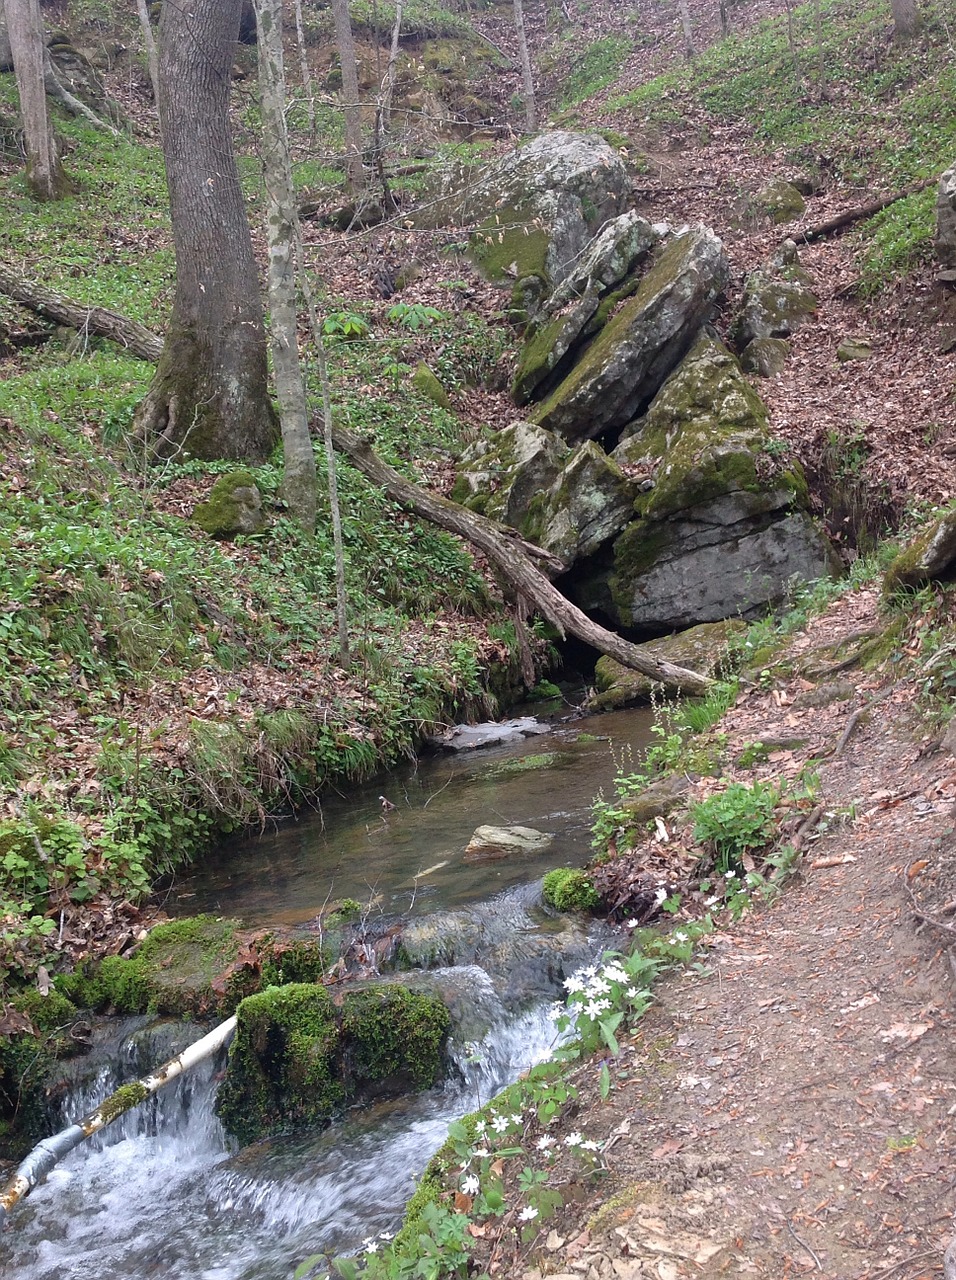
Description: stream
xmin=0 ymin=706 xmax=654 ymax=1280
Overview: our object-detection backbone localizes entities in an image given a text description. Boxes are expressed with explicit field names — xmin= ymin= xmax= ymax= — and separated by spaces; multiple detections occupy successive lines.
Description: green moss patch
xmin=542 ymin=867 xmax=600 ymax=912
xmin=216 ymin=981 xmax=450 ymax=1145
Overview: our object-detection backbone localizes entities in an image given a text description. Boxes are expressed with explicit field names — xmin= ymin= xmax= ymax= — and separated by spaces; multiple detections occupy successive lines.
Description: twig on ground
xmin=784 ymin=1217 xmax=823 ymax=1271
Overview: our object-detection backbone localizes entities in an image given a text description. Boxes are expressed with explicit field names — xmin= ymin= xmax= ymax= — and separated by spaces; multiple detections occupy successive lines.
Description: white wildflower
xmin=625 ymin=918 xmax=639 ymax=928
xmin=673 ymin=930 xmax=688 ymax=943
xmin=563 ymin=975 xmax=585 ymax=993
xmin=536 ymin=1134 xmax=556 ymax=1150
xmin=564 ymin=1131 xmax=584 ymax=1147
xmin=461 ymin=1173 xmax=480 ymax=1196
xmin=491 ymin=1116 xmax=510 ymax=1133
xmin=518 ymin=1206 xmax=539 ymax=1222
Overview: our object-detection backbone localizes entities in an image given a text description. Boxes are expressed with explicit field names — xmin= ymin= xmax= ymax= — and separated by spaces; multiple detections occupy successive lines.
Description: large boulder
xmin=513 ymin=212 xmax=662 ymax=404
xmin=882 ymin=509 xmax=956 ymax=595
xmin=937 ymin=163 xmax=956 ymax=270
xmin=453 ymin=421 xmax=637 ymax=567
xmin=455 ymin=132 xmax=630 ymax=307
xmin=734 ymin=240 xmax=817 ymax=349
xmin=531 ymin=226 xmax=729 ymax=443
xmin=571 ymin=335 xmax=832 ymax=631
xmin=754 ymin=178 xmax=807 ymax=224
xmin=586 ymin=619 xmax=746 ymax=709
xmin=216 ymin=982 xmax=450 ymax=1145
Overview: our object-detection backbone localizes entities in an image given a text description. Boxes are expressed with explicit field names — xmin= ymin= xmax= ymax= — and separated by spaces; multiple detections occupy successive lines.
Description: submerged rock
xmin=427 ymin=717 xmax=549 ymax=751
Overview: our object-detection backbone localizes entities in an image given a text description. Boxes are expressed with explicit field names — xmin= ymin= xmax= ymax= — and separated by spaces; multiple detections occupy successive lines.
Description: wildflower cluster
xmin=555 ymin=949 xmax=660 ymax=1055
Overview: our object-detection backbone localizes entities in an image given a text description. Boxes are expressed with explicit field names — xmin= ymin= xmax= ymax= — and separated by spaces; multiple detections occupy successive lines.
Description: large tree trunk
xmin=331 ymin=423 xmax=713 ymax=694
xmin=890 ymin=0 xmax=919 ymax=38
xmin=5 ymin=0 xmax=69 ymax=199
xmin=331 ymin=0 xmax=364 ymax=195
xmin=254 ymin=0 xmax=317 ymax=532
xmin=514 ymin=0 xmax=537 ymax=132
xmin=133 ymin=0 xmax=277 ymax=462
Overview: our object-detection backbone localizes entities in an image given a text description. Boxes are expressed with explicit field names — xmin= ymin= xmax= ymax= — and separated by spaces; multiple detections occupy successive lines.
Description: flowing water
xmin=0 ymin=706 xmax=654 ymax=1279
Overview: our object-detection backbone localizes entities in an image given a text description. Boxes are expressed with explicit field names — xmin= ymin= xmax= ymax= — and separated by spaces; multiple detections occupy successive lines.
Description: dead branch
xmin=797 ymin=178 xmax=934 ymax=243
xmin=0 ymin=263 xmax=163 ymax=360
xmin=330 ymin=422 xmax=714 ymax=694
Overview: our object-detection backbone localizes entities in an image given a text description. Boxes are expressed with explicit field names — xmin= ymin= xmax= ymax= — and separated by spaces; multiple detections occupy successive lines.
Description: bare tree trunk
xmin=677 ymin=0 xmax=695 ymax=61
xmin=134 ymin=0 xmax=277 ymax=463
xmin=331 ymin=0 xmax=364 ymax=195
xmin=5 ymin=0 xmax=69 ymax=199
xmin=134 ymin=0 xmax=160 ymax=107
xmin=718 ymin=0 xmax=730 ymax=37
xmin=292 ymin=0 xmax=316 ymax=140
xmin=890 ymin=0 xmax=919 ymax=39
xmin=514 ymin=0 xmax=537 ymax=131
xmin=331 ymin=422 xmax=713 ymax=694
xmin=381 ymin=0 xmax=403 ymax=134
xmin=783 ymin=0 xmax=801 ymax=88
xmin=254 ymin=0 xmax=317 ymax=532
xmin=813 ymin=0 xmax=827 ymax=99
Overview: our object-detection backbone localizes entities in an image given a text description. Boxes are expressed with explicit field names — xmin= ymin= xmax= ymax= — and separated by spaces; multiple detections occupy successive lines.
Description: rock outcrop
xmin=586 ymin=620 xmax=746 ymax=709
xmin=936 ymin=162 xmax=956 ymax=270
xmin=883 ymin=508 xmax=956 ymax=594
xmin=531 ymin=226 xmax=730 ymax=442
xmin=734 ymin=239 xmax=817 ymax=354
xmin=594 ymin=335 xmax=831 ymax=630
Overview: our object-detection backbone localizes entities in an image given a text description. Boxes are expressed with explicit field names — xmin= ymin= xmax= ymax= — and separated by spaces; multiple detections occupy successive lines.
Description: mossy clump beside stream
xmin=216 ymin=982 xmax=451 ymax=1146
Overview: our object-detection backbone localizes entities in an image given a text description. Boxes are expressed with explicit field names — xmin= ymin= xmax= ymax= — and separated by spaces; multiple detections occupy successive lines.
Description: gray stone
xmin=735 ymin=270 xmax=817 ymax=348
xmin=192 ymin=470 xmax=267 ymax=539
xmin=937 ymin=163 xmax=956 ymax=270
xmin=463 ymin=824 xmax=553 ymax=862
xmin=836 ymin=336 xmax=873 ymax=362
xmin=454 ymin=424 xmax=636 ymax=568
xmin=532 ymin=225 xmax=730 ymax=442
xmin=572 ymin=335 xmax=833 ymax=631
xmin=740 ymin=337 xmax=790 ymax=377
xmin=586 ymin=620 xmax=745 ymax=709
xmin=754 ymin=178 xmax=807 ymax=224
xmin=427 ymin=718 xmax=549 ymax=752
xmin=883 ymin=509 xmax=956 ymax=594
xmin=512 ymin=213 xmax=662 ymax=404
xmin=459 ymin=132 xmax=631 ymax=297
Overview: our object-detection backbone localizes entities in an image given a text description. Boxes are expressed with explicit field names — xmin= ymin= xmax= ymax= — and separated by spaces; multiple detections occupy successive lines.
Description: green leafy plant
xmin=386 ymin=302 xmax=446 ymax=331
xmin=322 ymin=310 xmax=371 ymax=339
xmin=689 ymin=780 xmax=779 ymax=875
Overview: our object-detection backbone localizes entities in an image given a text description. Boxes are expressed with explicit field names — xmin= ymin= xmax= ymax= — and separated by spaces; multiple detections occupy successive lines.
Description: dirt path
xmin=517 ymin=596 xmax=956 ymax=1280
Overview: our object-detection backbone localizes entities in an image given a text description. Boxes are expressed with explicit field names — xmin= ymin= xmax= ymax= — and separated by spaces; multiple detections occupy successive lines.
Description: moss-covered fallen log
xmin=330 ymin=422 xmax=713 ymax=696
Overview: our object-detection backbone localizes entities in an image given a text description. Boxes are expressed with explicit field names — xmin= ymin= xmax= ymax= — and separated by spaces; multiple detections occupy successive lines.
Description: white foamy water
xmin=0 ymin=970 xmax=563 ymax=1280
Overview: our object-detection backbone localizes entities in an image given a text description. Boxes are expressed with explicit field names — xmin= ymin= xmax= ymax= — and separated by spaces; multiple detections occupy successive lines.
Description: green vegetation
xmin=216 ymin=982 xmax=450 ymax=1145
xmin=607 ymin=0 xmax=956 ymax=289
xmin=542 ymin=867 xmax=600 ymax=912
xmin=561 ymin=37 xmax=633 ymax=108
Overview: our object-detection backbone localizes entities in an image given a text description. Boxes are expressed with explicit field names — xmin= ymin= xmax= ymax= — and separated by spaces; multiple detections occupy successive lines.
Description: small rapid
xmin=1 ymin=971 xmax=563 ymax=1280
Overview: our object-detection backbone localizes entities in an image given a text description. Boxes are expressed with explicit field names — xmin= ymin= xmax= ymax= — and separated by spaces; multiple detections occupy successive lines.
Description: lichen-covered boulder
xmin=452 ymin=420 xmax=569 ymax=525
xmin=463 ymin=824 xmax=553 ymax=862
xmin=453 ymin=423 xmax=636 ymax=567
xmin=586 ymin=619 xmax=746 ymax=709
xmin=193 ymin=469 xmax=267 ymax=539
xmin=532 ymin=226 xmax=730 ymax=442
xmin=734 ymin=241 xmax=817 ymax=348
xmin=740 ymin=337 xmax=790 ymax=377
xmin=462 ymin=132 xmax=631 ymax=303
xmin=513 ymin=213 xmax=662 ymax=404
xmin=571 ymin=335 xmax=832 ymax=631
xmin=937 ymin=163 xmax=956 ymax=269
xmin=754 ymin=178 xmax=807 ymax=224
xmin=882 ymin=509 xmax=956 ymax=595
xmin=412 ymin=361 xmax=451 ymax=408
xmin=216 ymin=982 xmax=450 ymax=1145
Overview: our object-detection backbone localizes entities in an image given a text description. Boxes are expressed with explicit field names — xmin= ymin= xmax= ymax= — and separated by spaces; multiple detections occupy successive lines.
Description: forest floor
xmin=476 ymin=586 xmax=956 ymax=1280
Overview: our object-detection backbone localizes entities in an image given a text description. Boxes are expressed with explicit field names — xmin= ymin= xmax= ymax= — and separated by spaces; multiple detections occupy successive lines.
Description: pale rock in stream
xmin=463 ymin=825 xmax=553 ymax=862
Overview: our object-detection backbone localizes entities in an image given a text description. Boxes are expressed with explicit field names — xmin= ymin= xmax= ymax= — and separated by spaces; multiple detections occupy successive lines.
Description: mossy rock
xmin=59 ymin=915 xmax=245 ymax=1017
xmin=587 ymin=620 xmax=746 ymax=709
xmin=412 ymin=361 xmax=451 ymax=409
xmin=193 ymin=470 xmax=267 ymax=539
xmin=883 ymin=509 xmax=956 ymax=595
xmin=542 ymin=867 xmax=600 ymax=912
xmin=740 ymin=337 xmax=789 ymax=378
xmin=216 ymin=981 xmax=450 ymax=1145
xmin=619 ymin=773 xmax=692 ymax=826
xmin=754 ymin=178 xmax=806 ymax=224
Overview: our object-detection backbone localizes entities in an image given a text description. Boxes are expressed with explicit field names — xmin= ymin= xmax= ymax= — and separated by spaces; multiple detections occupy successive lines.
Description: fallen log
xmin=330 ymin=422 xmax=713 ymax=695
xmin=797 ymin=178 xmax=933 ymax=243
xmin=0 ymin=1014 xmax=236 ymax=1227
xmin=0 ymin=263 xmax=163 ymax=361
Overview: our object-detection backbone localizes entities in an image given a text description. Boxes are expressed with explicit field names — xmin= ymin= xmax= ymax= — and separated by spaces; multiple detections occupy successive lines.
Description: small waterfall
xmin=0 ymin=968 xmax=564 ymax=1280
